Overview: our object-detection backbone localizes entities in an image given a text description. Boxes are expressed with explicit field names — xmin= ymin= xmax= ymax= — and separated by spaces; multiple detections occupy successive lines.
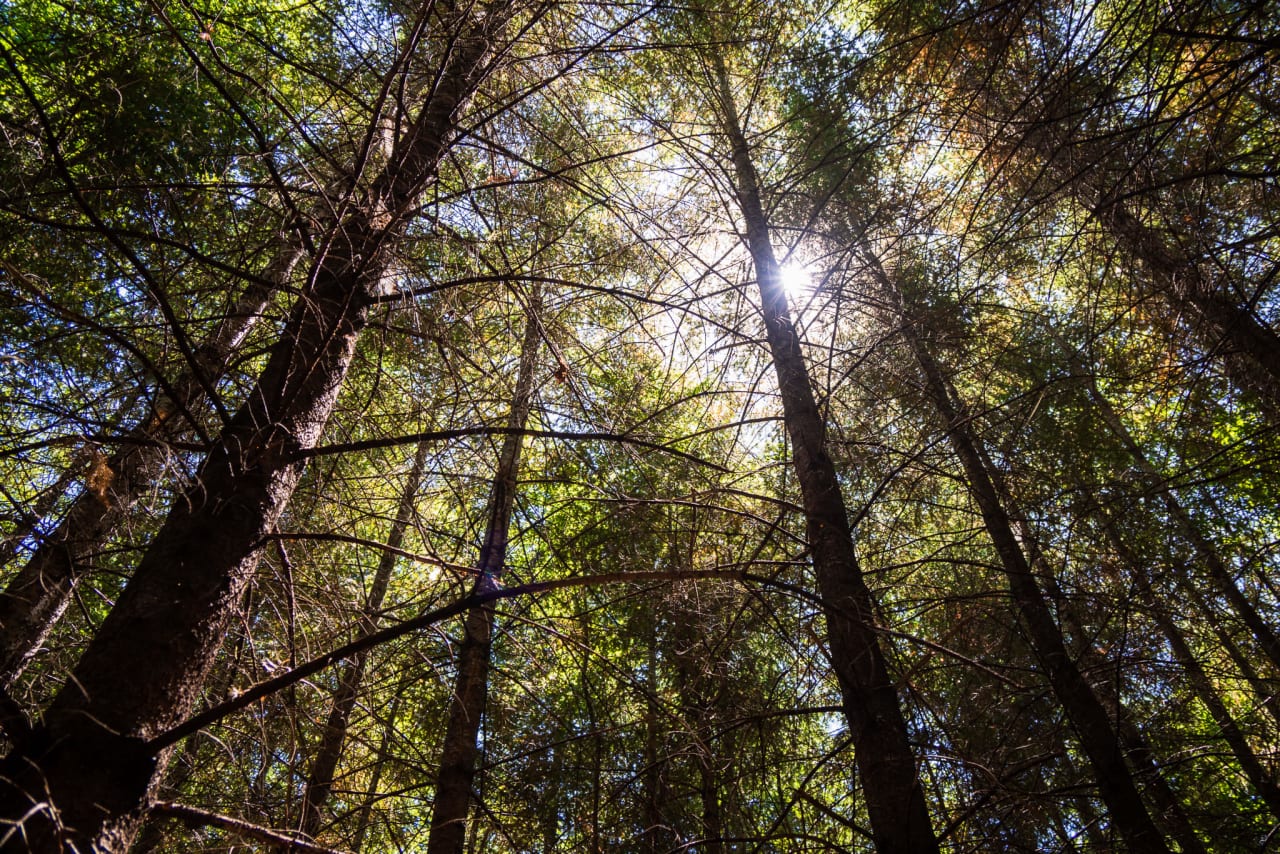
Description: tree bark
xmin=425 ymin=292 xmax=541 ymax=854
xmin=870 ymin=259 xmax=1172 ymax=853
xmin=295 ymin=441 xmax=430 ymax=841
xmin=0 ymin=5 xmax=510 ymax=849
xmin=0 ymin=241 xmax=303 ymax=691
xmin=709 ymin=52 xmax=939 ymax=854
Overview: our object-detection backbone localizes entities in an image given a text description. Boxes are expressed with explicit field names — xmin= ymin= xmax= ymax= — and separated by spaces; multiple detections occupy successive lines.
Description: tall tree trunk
xmin=295 ymin=441 xmax=430 ymax=841
xmin=350 ymin=692 xmax=402 ymax=854
xmin=709 ymin=53 xmax=939 ymax=854
xmin=1016 ymin=107 xmax=1280 ymax=418
xmin=1092 ymin=506 xmax=1280 ymax=821
xmin=0 ymin=241 xmax=303 ymax=691
xmin=868 ymin=260 xmax=1172 ymax=853
xmin=640 ymin=607 xmax=670 ymax=854
xmin=1092 ymin=198 xmax=1280 ymax=420
xmin=0 ymin=6 xmax=511 ymax=849
xmin=425 ymin=293 xmax=541 ymax=854
xmin=1050 ymin=588 xmax=1207 ymax=852
xmin=1015 ymin=522 xmax=1207 ymax=853
xmin=1074 ymin=361 xmax=1280 ymax=674
xmin=1037 ymin=330 xmax=1280 ymax=724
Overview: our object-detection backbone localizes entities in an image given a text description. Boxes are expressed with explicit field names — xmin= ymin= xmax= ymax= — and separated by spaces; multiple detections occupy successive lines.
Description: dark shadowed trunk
xmin=0 ymin=242 xmax=303 ymax=691
xmin=1031 ymin=546 xmax=1207 ymax=853
xmin=709 ymin=52 xmax=939 ymax=854
xmin=295 ymin=441 xmax=430 ymax=841
xmin=0 ymin=5 xmax=511 ymax=848
xmin=868 ymin=258 xmax=1172 ymax=853
xmin=1092 ymin=199 xmax=1280 ymax=420
xmin=425 ymin=293 xmax=541 ymax=854
xmin=1017 ymin=110 xmax=1280 ymax=419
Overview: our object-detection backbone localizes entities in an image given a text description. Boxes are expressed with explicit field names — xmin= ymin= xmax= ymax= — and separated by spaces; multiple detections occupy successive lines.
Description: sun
xmin=778 ymin=262 xmax=813 ymax=298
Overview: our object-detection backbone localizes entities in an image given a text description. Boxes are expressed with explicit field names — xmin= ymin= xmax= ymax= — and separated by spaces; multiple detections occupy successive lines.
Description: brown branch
xmin=149 ymin=802 xmax=348 ymax=853
xmin=150 ymin=568 xmax=752 ymax=750
xmin=293 ymin=426 xmax=729 ymax=472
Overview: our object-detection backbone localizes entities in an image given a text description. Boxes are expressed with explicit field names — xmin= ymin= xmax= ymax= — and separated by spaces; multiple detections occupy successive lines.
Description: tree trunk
xmin=871 ymin=260 xmax=1172 ymax=853
xmin=350 ymin=692 xmax=402 ymax=854
xmin=425 ymin=292 xmax=541 ymax=854
xmin=295 ymin=441 xmax=430 ymax=841
xmin=1093 ymin=507 xmax=1280 ymax=821
xmin=1092 ymin=199 xmax=1280 ymax=419
xmin=709 ymin=52 xmax=939 ymax=854
xmin=1042 ymin=332 xmax=1280 ymax=726
xmin=1075 ymin=362 xmax=1280 ymax=674
xmin=0 ymin=241 xmax=303 ymax=691
xmin=1020 ymin=112 xmax=1280 ymax=419
xmin=640 ymin=607 xmax=669 ymax=854
xmin=0 ymin=5 xmax=509 ymax=848
xmin=1017 ymin=523 xmax=1207 ymax=853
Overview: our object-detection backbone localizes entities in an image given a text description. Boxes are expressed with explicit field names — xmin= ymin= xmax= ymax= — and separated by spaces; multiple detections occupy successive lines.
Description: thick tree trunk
xmin=1092 ymin=200 xmax=1280 ymax=419
xmin=873 ymin=264 xmax=1171 ymax=852
xmin=0 ymin=242 xmax=302 ymax=691
xmin=295 ymin=441 xmax=430 ymax=841
xmin=425 ymin=295 xmax=541 ymax=854
xmin=0 ymin=7 xmax=508 ymax=849
xmin=709 ymin=54 xmax=939 ymax=854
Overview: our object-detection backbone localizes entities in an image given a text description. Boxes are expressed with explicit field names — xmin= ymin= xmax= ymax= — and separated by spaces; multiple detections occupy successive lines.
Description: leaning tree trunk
xmin=0 ymin=241 xmax=303 ymax=691
xmin=1074 ymin=361 xmax=1280 ymax=674
xmin=1037 ymin=327 xmax=1280 ymax=727
xmin=868 ymin=258 xmax=1173 ymax=853
xmin=1091 ymin=198 xmax=1280 ymax=420
xmin=0 ymin=5 xmax=511 ymax=849
xmin=1011 ymin=99 xmax=1280 ymax=420
xmin=295 ymin=441 xmax=430 ymax=841
xmin=1024 ymin=530 xmax=1207 ymax=854
xmin=425 ymin=291 xmax=541 ymax=854
xmin=1091 ymin=504 xmax=1280 ymax=821
xmin=709 ymin=52 xmax=939 ymax=854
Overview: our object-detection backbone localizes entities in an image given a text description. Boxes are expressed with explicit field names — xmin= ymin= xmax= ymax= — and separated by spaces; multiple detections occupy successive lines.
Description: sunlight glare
xmin=779 ymin=262 xmax=813 ymax=297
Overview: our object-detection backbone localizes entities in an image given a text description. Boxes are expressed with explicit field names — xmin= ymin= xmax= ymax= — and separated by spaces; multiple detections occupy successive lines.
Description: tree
xmin=2 ymin=0 xmax=1278 ymax=848
xmin=0 ymin=0 xmax=524 ymax=847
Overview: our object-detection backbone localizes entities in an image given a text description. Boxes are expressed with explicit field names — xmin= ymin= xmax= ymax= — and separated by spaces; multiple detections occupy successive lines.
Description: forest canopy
xmin=1 ymin=0 xmax=1278 ymax=850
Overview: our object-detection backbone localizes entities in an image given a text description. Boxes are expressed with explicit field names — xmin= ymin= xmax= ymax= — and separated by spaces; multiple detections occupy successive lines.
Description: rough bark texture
xmin=425 ymin=296 xmax=541 ymax=854
xmin=296 ymin=441 xmax=430 ymax=841
xmin=0 ymin=243 xmax=302 ymax=690
xmin=711 ymin=54 xmax=939 ymax=854
xmin=878 ymin=268 xmax=1171 ymax=853
xmin=0 ymin=6 xmax=507 ymax=849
